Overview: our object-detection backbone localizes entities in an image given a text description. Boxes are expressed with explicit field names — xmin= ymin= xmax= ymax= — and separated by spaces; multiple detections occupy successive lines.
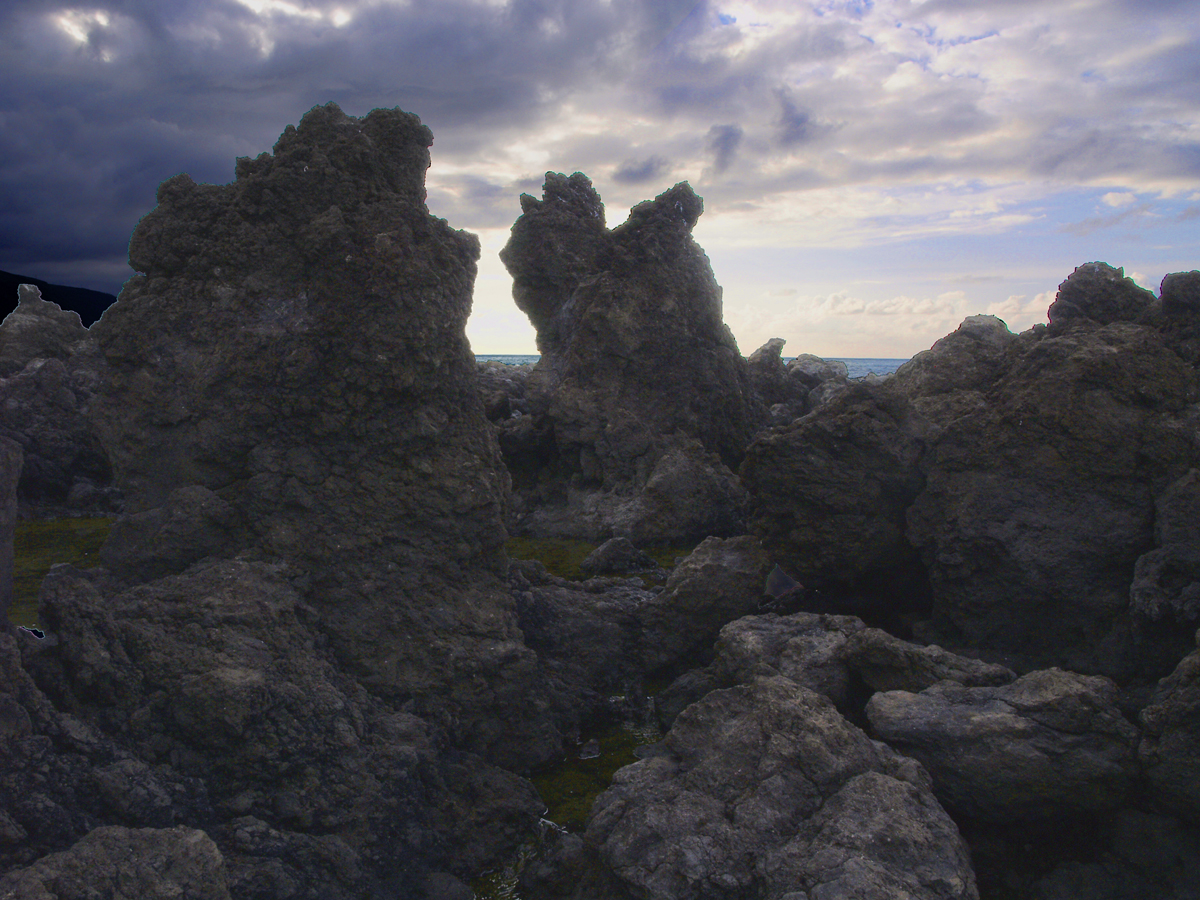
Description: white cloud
xmin=1102 ymin=191 xmax=1137 ymax=207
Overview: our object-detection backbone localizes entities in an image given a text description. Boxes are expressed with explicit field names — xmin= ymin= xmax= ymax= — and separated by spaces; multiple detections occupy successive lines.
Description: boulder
xmin=86 ymin=102 xmax=554 ymax=766
xmin=1047 ymin=262 xmax=1156 ymax=326
xmin=841 ymin=627 xmax=1016 ymax=694
xmin=497 ymin=173 xmax=760 ymax=542
xmin=0 ymin=825 xmax=231 ymax=900
xmin=867 ymin=668 xmax=1140 ymax=822
xmin=634 ymin=535 xmax=771 ymax=674
xmin=579 ymin=537 xmax=658 ymax=576
xmin=1160 ymin=270 xmax=1200 ymax=319
xmin=741 ymin=380 xmax=927 ymax=613
xmin=1 ymin=437 xmax=19 ymax=623
xmin=586 ymin=676 xmax=978 ymax=900
xmin=1139 ymin=630 xmax=1200 ymax=822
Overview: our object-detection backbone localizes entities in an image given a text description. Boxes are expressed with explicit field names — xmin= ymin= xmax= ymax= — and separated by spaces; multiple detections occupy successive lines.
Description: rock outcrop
xmin=867 ymin=668 xmax=1140 ymax=822
xmin=497 ymin=173 xmax=758 ymax=542
xmin=0 ymin=286 xmax=120 ymax=517
xmin=742 ymin=266 xmax=1200 ymax=680
xmin=87 ymin=101 xmax=554 ymax=766
xmin=1139 ymin=629 xmax=1200 ymax=823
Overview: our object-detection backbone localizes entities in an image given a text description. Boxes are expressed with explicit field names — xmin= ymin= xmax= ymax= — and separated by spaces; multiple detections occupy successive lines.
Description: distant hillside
xmin=0 ymin=270 xmax=117 ymax=327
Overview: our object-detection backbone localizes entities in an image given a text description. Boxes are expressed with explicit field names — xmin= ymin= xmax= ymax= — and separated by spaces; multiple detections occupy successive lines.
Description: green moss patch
xmin=8 ymin=518 xmax=113 ymax=627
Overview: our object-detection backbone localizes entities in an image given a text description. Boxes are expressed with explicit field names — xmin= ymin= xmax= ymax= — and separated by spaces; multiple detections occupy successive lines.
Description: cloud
xmin=613 ymin=155 xmax=672 ymax=184
xmin=1059 ymin=202 xmax=1154 ymax=236
xmin=1102 ymin=191 xmax=1137 ymax=207
xmin=706 ymin=123 xmax=744 ymax=173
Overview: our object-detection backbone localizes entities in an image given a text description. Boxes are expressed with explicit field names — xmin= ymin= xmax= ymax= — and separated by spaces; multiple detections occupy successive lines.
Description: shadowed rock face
xmin=86 ymin=102 xmax=555 ymax=767
xmin=498 ymin=173 xmax=759 ymax=542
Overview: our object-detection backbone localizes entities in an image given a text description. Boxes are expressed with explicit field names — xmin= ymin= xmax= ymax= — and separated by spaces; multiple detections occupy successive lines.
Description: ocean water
xmin=476 ymin=354 xmax=910 ymax=380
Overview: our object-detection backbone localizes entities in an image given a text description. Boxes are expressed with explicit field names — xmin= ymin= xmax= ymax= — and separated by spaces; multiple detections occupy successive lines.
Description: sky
xmin=1 ymin=0 xmax=1198 ymax=358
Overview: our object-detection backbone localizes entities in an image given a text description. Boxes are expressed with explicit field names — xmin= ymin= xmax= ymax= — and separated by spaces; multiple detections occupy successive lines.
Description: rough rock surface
xmin=1139 ymin=630 xmax=1200 ymax=822
xmin=1 ymin=437 xmax=18 ymax=621
xmin=744 ymin=271 xmax=1200 ymax=679
xmin=0 ymin=286 xmax=120 ymax=516
xmin=586 ymin=676 xmax=978 ymax=900
xmin=86 ymin=102 xmax=554 ymax=766
xmin=20 ymin=559 xmax=541 ymax=895
xmin=1130 ymin=469 xmax=1200 ymax=624
xmin=579 ymin=536 xmax=658 ymax=576
xmin=841 ymin=627 xmax=1016 ymax=694
xmin=497 ymin=173 xmax=758 ymax=542
xmin=1047 ymin=262 xmax=1156 ymax=326
xmin=634 ymin=535 xmax=770 ymax=674
xmin=867 ymin=668 xmax=1140 ymax=822
xmin=0 ymin=825 xmax=231 ymax=900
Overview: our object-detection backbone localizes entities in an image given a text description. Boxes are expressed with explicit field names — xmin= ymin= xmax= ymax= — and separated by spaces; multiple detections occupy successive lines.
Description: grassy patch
xmin=8 ymin=518 xmax=113 ymax=627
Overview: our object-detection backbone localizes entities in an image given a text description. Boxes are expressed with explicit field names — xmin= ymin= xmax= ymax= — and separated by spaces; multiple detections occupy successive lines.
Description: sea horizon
xmin=476 ymin=354 xmax=911 ymax=380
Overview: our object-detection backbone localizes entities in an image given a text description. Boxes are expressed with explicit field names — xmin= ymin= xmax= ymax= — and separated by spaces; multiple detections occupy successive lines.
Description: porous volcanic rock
xmin=866 ymin=668 xmax=1140 ymax=822
xmin=586 ymin=676 xmax=978 ymax=900
xmin=0 ymin=825 xmax=232 ymax=900
xmin=841 ymin=627 xmax=1016 ymax=694
xmin=497 ymin=173 xmax=759 ymax=542
xmin=1130 ymin=469 xmax=1200 ymax=624
xmin=0 ymin=286 xmax=120 ymax=516
xmin=86 ymin=102 xmax=554 ymax=766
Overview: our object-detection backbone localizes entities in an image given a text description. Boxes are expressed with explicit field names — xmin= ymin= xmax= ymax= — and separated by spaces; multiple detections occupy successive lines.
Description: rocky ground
xmin=2 ymin=100 xmax=1200 ymax=899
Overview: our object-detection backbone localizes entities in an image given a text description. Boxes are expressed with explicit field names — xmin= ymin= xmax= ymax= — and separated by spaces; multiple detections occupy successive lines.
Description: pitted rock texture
xmin=86 ymin=102 xmax=554 ymax=766
xmin=1047 ymin=262 xmax=1155 ymax=326
xmin=0 ymin=285 xmax=94 ymax=375
xmin=867 ymin=668 xmax=1140 ymax=822
xmin=497 ymin=173 xmax=759 ymax=542
xmin=586 ymin=676 xmax=978 ymax=900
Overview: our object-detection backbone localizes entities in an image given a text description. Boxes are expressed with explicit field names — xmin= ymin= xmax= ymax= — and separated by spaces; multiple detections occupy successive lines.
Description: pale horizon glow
xmin=4 ymin=0 xmax=1198 ymax=358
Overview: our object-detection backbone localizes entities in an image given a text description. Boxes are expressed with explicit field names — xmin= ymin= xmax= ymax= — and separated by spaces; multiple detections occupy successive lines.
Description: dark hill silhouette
xmin=0 ymin=270 xmax=117 ymax=327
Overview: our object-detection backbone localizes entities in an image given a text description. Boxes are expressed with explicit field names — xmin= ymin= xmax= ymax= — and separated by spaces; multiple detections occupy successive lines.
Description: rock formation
xmin=497 ymin=173 xmax=759 ymax=542
xmin=87 ymin=101 xmax=554 ymax=766
xmin=0 ymin=285 xmax=120 ymax=516
xmin=742 ymin=267 xmax=1200 ymax=680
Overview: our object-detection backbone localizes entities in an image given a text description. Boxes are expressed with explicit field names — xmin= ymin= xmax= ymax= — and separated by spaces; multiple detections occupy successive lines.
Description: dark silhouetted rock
xmin=1161 ymin=270 xmax=1200 ymax=318
xmin=1139 ymin=630 xmax=1200 ymax=823
xmin=86 ymin=102 xmax=554 ymax=767
xmin=587 ymin=676 xmax=978 ymax=900
xmin=476 ymin=359 xmax=533 ymax=422
xmin=498 ymin=173 xmax=759 ymax=542
xmin=0 ymin=825 xmax=231 ymax=900
xmin=1047 ymin=262 xmax=1155 ymax=326
xmin=741 ymin=380 xmax=927 ymax=613
xmin=867 ymin=668 xmax=1140 ymax=822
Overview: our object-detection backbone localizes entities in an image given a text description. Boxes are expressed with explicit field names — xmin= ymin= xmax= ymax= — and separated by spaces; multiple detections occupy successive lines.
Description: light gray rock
xmin=0 ymin=825 xmax=231 ymax=900
xmin=867 ymin=668 xmax=1140 ymax=822
xmin=587 ymin=676 xmax=978 ymax=900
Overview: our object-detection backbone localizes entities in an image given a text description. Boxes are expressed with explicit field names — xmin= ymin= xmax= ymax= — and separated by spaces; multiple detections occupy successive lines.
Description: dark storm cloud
xmin=706 ymin=124 xmax=743 ymax=174
xmin=775 ymin=88 xmax=813 ymax=147
xmin=613 ymin=156 xmax=671 ymax=184
xmin=0 ymin=0 xmax=701 ymax=292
